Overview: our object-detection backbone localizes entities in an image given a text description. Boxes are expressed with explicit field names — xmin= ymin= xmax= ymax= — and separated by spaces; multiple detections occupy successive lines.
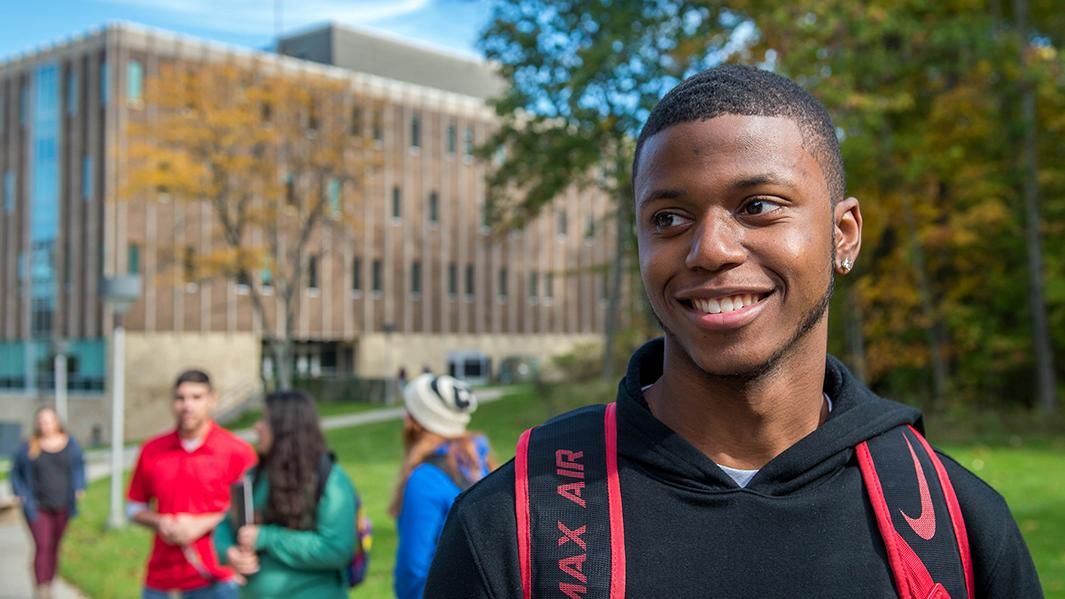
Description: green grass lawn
xmin=60 ymin=383 xmax=1065 ymax=597
xmin=220 ymin=399 xmax=383 ymax=432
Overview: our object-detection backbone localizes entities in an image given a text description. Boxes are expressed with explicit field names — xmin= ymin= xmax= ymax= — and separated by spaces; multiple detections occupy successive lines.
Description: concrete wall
xmin=122 ymin=332 xmax=261 ymax=440
xmin=356 ymin=332 xmax=601 ymax=379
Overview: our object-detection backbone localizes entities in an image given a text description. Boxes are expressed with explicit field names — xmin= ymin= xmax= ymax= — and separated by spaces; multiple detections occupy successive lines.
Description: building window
xmin=127 ymin=60 xmax=143 ymax=105
xmin=20 ymin=83 xmax=28 ymax=126
xmin=236 ymin=271 xmax=251 ymax=293
xmin=372 ymin=110 xmax=383 ymax=142
xmin=410 ymin=113 xmax=421 ymax=149
xmin=127 ymin=243 xmax=140 ymax=275
xmin=326 ymin=178 xmax=340 ymax=215
xmin=350 ymin=106 xmax=361 ymax=136
xmin=480 ymin=201 xmax=491 ymax=233
xmin=392 ymin=186 xmax=401 ymax=221
xmin=3 ymin=171 xmax=13 ymax=212
xmin=545 ymin=273 xmax=554 ymax=301
xmin=411 ymin=260 xmax=422 ymax=296
xmin=284 ymin=173 xmax=296 ymax=205
xmin=465 ymin=263 xmax=475 ymax=299
xmin=448 ymin=263 xmax=457 ymax=297
xmin=307 ymin=101 xmax=319 ymax=132
xmin=428 ymin=191 xmax=439 ymax=224
xmin=464 ymin=126 xmax=474 ymax=159
xmin=307 ymin=256 xmax=319 ymax=291
xmin=351 ymin=257 xmax=362 ymax=292
xmin=498 ymin=267 xmax=508 ymax=300
xmin=183 ymin=246 xmax=196 ymax=283
xmin=372 ymin=259 xmax=382 ymax=292
xmin=529 ymin=271 xmax=539 ymax=302
xmin=82 ymin=156 xmax=92 ymax=201
xmin=601 ymin=271 xmax=609 ymax=301
xmin=447 ymin=124 xmax=457 ymax=155
xmin=261 ymin=267 xmax=273 ymax=291
xmin=66 ymin=69 xmax=77 ymax=116
xmin=100 ymin=61 xmax=109 ymax=106
xmin=557 ymin=209 xmax=568 ymax=237
xmin=585 ymin=213 xmax=596 ymax=238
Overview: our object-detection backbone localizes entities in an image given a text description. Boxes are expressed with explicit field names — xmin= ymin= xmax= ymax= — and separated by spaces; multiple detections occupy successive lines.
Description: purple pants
xmin=28 ymin=508 xmax=70 ymax=585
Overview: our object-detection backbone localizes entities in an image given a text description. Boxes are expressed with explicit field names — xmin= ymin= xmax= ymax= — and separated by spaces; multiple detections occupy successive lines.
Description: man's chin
xmin=692 ymin=354 xmax=778 ymax=381
xmin=667 ymin=336 xmax=778 ymax=381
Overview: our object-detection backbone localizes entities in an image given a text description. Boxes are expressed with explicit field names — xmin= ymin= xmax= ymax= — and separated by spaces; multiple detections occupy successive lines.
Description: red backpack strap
xmin=856 ymin=425 xmax=974 ymax=599
xmin=514 ymin=403 xmax=625 ymax=599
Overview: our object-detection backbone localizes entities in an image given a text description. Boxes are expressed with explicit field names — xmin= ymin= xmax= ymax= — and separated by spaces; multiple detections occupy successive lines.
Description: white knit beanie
xmin=403 ymin=374 xmax=478 ymax=438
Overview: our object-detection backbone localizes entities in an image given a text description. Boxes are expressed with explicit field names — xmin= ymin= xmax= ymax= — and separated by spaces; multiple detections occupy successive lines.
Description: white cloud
xmin=103 ymin=0 xmax=432 ymax=36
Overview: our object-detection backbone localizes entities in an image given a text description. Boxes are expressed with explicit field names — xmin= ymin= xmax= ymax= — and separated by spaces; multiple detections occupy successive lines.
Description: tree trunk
xmin=901 ymin=194 xmax=951 ymax=405
xmin=244 ymin=281 xmax=276 ymax=392
xmin=602 ymin=185 xmax=631 ymax=382
xmin=1013 ymin=0 xmax=1058 ymax=413
xmin=273 ymin=338 xmax=294 ymax=390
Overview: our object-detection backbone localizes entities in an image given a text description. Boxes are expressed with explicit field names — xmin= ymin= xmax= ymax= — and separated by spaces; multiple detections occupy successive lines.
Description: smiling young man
xmin=127 ymin=369 xmax=257 ymax=599
xmin=424 ymin=65 xmax=1042 ymax=597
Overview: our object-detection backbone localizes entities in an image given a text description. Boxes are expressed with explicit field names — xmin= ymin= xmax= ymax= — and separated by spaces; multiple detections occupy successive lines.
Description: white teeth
xmin=691 ymin=294 xmax=760 ymax=315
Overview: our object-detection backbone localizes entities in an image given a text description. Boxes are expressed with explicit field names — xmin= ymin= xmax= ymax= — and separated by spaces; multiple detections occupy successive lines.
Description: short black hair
xmin=173 ymin=369 xmax=212 ymax=390
xmin=633 ymin=64 xmax=845 ymax=204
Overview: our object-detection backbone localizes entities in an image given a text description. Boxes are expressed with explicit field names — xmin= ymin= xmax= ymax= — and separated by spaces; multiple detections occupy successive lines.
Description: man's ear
xmin=834 ymin=197 xmax=862 ymax=273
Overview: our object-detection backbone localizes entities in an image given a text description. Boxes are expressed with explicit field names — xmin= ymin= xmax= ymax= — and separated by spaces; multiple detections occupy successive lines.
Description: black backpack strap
xmin=514 ymin=402 xmax=625 ymax=599
xmin=856 ymin=425 xmax=974 ymax=599
xmin=315 ymin=451 xmax=336 ymax=502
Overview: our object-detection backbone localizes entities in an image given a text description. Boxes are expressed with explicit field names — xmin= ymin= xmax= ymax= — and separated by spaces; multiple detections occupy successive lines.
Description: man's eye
xmin=741 ymin=199 xmax=781 ymax=216
xmin=652 ymin=212 xmax=686 ymax=229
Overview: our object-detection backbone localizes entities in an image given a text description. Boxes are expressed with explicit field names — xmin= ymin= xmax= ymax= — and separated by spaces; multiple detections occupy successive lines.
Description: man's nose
xmin=684 ymin=210 xmax=746 ymax=272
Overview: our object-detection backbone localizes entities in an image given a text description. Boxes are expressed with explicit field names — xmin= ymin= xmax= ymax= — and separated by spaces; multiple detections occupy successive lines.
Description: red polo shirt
xmin=128 ymin=422 xmax=257 ymax=591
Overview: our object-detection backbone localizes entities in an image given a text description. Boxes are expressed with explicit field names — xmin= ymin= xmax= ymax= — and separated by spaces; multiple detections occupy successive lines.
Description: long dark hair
xmin=261 ymin=390 xmax=327 ymax=530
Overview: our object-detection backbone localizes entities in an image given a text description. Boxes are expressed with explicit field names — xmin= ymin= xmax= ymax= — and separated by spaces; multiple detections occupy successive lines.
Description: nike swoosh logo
xmin=900 ymin=436 xmax=936 ymax=541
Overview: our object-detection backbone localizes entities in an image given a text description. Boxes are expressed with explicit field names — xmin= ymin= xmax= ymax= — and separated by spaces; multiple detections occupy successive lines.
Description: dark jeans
xmin=142 ymin=580 xmax=240 ymax=599
xmin=27 ymin=508 xmax=70 ymax=585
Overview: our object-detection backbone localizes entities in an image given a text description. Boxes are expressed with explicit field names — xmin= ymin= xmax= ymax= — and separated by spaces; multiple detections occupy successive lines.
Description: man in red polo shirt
xmin=127 ymin=369 xmax=257 ymax=598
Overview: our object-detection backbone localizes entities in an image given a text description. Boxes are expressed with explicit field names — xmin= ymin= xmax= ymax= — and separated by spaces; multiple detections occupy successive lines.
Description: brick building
xmin=0 ymin=23 xmax=616 ymax=441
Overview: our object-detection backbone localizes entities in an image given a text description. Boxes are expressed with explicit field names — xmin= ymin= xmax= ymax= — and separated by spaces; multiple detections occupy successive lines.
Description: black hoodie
xmin=425 ymin=339 xmax=1042 ymax=598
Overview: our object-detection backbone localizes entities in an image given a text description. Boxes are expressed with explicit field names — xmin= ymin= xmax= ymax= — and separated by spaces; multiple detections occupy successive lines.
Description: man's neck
xmin=646 ymin=332 xmax=829 ymax=470
xmin=178 ymin=421 xmax=212 ymax=442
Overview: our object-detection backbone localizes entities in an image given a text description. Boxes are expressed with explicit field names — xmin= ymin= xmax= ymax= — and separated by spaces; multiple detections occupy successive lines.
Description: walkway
xmin=0 ymin=509 xmax=84 ymax=598
xmin=0 ymin=388 xmax=505 ymax=598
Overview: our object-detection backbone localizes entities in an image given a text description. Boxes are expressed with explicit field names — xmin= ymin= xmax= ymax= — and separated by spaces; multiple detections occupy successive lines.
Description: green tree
xmin=741 ymin=0 xmax=1064 ymax=409
xmin=478 ymin=0 xmax=741 ymax=379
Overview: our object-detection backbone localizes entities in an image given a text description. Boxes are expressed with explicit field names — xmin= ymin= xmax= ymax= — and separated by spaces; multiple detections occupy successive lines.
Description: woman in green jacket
xmin=215 ymin=390 xmax=356 ymax=599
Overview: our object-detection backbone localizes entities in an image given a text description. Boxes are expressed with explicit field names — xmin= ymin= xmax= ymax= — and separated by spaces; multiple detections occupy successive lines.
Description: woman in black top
xmin=10 ymin=407 xmax=86 ymax=599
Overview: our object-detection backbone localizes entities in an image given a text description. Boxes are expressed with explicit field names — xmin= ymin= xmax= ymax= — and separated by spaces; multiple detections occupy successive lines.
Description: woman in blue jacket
xmin=10 ymin=407 xmax=86 ymax=599
xmin=391 ymin=374 xmax=495 ymax=599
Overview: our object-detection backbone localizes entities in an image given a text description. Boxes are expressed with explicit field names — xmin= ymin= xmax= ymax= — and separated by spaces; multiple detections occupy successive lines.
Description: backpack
xmin=422 ymin=452 xmax=477 ymax=491
xmin=513 ymin=403 xmax=974 ymax=599
xmin=253 ymin=453 xmax=373 ymax=588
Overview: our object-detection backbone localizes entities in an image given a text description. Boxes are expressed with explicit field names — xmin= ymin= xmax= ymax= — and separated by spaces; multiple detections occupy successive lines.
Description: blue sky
xmin=0 ymin=0 xmax=493 ymax=61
